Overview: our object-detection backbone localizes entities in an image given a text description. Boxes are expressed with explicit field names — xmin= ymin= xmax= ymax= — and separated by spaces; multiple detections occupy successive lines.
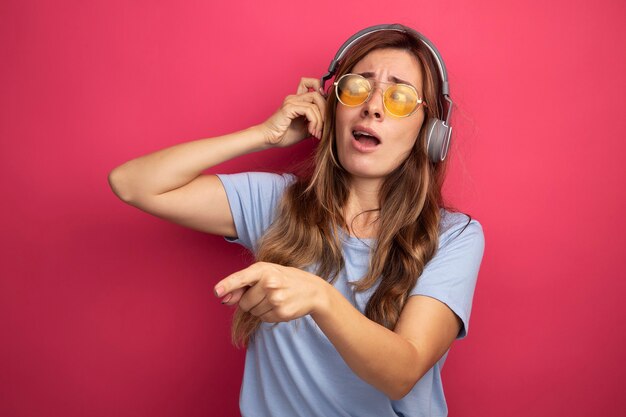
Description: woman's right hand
xmin=260 ymin=77 xmax=327 ymax=148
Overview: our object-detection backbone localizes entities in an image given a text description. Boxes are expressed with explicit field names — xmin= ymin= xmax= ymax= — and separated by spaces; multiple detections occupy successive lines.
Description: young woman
xmin=109 ymin=24 xmax=484 ymax=417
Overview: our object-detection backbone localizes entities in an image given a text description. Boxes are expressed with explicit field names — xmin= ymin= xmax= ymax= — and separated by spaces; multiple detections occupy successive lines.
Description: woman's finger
xmin=258 ymin=309 xmax=279 ymax=323
xmin=285 ymin=91 xmax=326 ymax=123
xmin=248 ymin=297 xmax=273 ymax=317
xmin=309 ymin=92 xmax=327 ymax=122
xmin=215 ymin=265 xmax=261 ymax=297
xmin=237 ymin=283 xmax=269 ymax=313
xmin=282 ymin=103 xmax=323 ymax=137
xmin=291 ymin=103 xmax=322 ymax=136
xmin=220 ymin=287 xmax=247 ymax=305
xmin=296 ymin=77 xmax=322 ymax=95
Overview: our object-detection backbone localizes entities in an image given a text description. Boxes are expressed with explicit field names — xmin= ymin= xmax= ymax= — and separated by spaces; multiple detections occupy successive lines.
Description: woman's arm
xmin=214 ymin=262 xmax=461 ymax=400
xmin=108 ymin=78 xmax=326 ymax=237
xmin=108 ymin=126 xmax=270 ymax=237
xmin=313 ymin=284 xmax=460 ymax=400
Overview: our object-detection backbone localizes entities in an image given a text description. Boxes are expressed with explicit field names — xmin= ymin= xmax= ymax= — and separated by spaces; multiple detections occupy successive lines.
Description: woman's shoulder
xmin=219 ymin=171 xmax=295 ymax=183
xmin=438 ymin=208 xmax=484 ymax=247
xmin=217 ymin=171 xmax=296 ymax=194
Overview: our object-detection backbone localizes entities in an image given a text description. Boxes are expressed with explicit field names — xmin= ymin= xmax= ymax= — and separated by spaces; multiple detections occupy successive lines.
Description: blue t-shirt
xmin=217 ymin=172 xmax=485 ymax=417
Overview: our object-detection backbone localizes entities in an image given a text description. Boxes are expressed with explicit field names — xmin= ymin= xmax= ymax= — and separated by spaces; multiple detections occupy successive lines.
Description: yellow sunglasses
xmin=334 ymin=73 xmax=425 ymax=118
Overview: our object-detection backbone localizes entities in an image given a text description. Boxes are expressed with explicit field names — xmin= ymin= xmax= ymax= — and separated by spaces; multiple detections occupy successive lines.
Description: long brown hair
xmin=232 ymin=28 xmax=450 ymax=346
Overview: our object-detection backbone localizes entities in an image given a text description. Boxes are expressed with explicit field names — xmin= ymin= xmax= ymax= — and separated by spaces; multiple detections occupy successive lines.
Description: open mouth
xmin=352 ymin=130 xmax=381 ymax=146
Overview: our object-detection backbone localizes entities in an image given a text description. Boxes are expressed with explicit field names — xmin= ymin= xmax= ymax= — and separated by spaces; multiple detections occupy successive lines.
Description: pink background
xmin=1 ymin=0 xmax=625 ymax=416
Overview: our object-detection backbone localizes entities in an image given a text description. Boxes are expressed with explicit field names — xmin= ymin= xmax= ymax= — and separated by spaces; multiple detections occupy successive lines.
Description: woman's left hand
xmin=214 ymin=262 xmax=328 ymax=322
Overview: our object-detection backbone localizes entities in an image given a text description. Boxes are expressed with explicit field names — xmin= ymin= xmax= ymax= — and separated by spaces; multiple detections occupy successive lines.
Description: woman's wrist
xmin=310 ymin=279 xmax=336 ymax=321
xmin=231 ymin=124 xmax=271 ymax=152
xmin=248 ymin=123 xmax=280 ymax=150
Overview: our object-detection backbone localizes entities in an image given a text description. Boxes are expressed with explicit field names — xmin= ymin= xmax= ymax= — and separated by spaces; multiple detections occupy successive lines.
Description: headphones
xmin=321 ymin=24 xmax=454 ymax=163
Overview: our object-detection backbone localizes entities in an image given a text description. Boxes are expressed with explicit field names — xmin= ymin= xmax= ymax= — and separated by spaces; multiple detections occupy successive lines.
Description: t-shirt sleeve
xmin=410 ymin=212 xmax=485 ymax=339
xmin=215 ymin=172 xmax=294 ymax=254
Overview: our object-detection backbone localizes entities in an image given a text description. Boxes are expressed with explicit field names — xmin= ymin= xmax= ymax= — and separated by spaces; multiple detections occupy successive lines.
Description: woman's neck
xmin=344 ymin=177 xmax=381 ymax=239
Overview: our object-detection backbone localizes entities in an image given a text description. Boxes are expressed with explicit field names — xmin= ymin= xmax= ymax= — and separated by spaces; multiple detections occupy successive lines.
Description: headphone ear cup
xmin=424 ymin=118 xmax=452 ymax=163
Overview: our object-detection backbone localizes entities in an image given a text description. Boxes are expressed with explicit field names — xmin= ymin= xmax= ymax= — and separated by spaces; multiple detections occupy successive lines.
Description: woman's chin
xmin=341 ymin=163 xmax=392 ymax=182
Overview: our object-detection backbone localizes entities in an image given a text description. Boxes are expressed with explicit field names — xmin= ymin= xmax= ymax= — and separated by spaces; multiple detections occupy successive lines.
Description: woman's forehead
xmin=352 ymin=48 xmax=423 ymax=86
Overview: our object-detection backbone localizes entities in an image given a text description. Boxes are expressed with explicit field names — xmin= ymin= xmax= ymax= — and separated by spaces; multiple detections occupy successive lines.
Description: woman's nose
xmin=361 ymin=86 xmax=385 ymax=120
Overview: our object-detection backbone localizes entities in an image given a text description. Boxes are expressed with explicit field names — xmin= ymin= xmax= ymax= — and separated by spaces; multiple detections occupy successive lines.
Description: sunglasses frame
xmin=333 ymin=73 xmax=425 ymax=118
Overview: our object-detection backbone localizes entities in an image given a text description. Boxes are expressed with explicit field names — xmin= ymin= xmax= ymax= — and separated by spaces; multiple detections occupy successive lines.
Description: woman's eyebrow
xmin=389 ymin=75 xmax=415 ymax=88
xmin=356 ymin=72 xmax=417 ymax=89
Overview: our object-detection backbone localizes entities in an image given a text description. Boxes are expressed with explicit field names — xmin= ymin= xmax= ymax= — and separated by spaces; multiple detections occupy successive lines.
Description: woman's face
xmin=335 ymin=48 xmax=426 ymax=182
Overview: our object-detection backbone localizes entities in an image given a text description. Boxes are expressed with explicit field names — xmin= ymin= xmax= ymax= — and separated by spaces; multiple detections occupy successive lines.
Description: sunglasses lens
xmin=336 ymin=75 xmax=371 ymax=106
xmin=384 ymin=85 xmax=418 ymax=117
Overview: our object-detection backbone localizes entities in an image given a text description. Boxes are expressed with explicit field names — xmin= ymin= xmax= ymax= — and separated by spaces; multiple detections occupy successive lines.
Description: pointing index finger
xmin=214 ymin=266 xmax=261 ymax=297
